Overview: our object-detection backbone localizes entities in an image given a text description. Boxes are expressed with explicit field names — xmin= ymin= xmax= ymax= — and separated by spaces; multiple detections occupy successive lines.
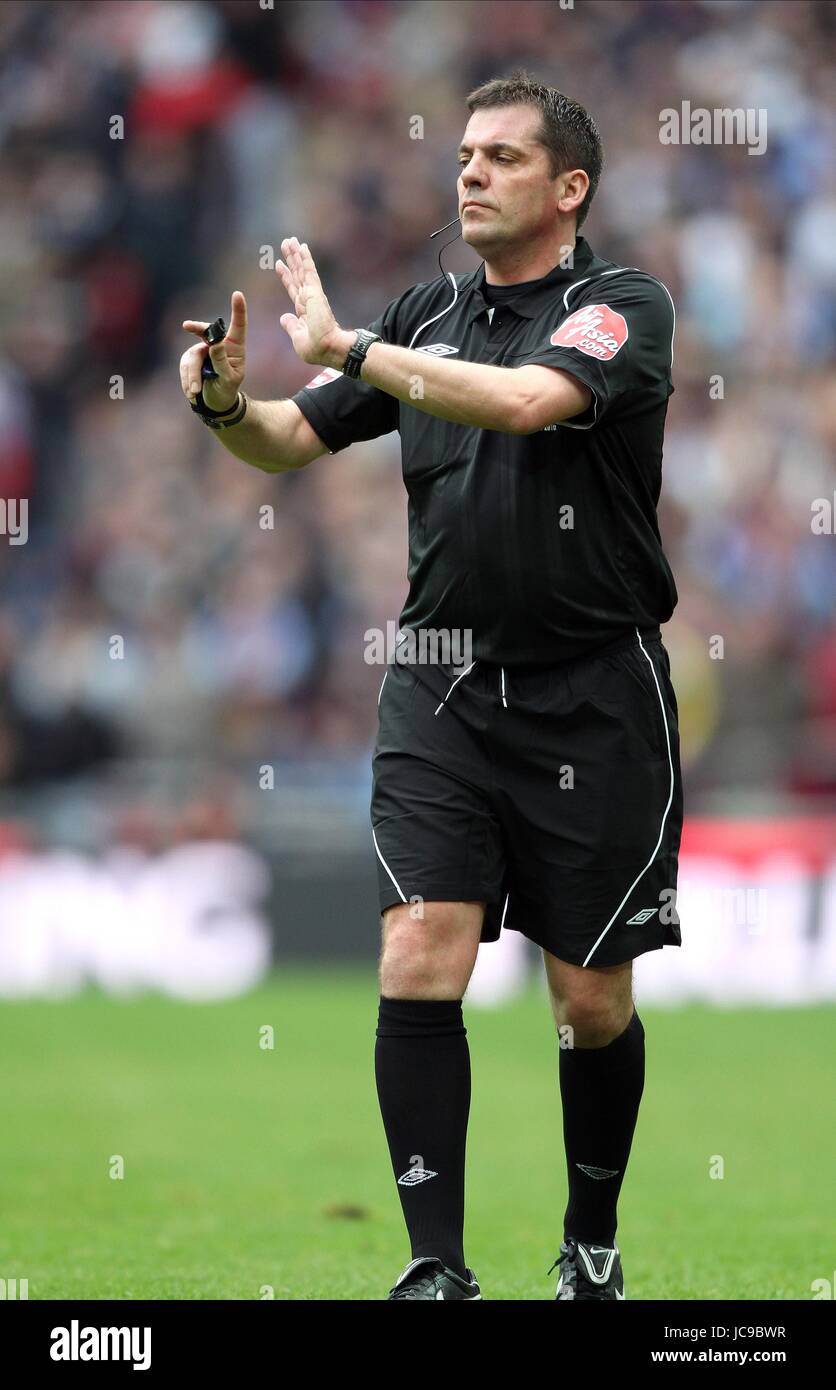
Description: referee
xmin=180 ymin=73 xmax=683 ymax=1302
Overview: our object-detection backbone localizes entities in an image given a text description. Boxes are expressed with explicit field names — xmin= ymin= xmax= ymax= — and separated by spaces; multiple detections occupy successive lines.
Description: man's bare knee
xmin=379 ymin=900 xmax=484 ymax=999
xmin=543 ymin=951 xmax=635 ymax=1045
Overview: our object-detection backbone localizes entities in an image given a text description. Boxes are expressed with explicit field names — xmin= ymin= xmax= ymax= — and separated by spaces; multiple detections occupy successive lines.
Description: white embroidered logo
xmin=626 ymin=907 xmax=658 ymax=925
xmin=415 ymin=343 xmax=459 ymax=356
xmin=397 ymin=1166 xmax=438 ymax=1187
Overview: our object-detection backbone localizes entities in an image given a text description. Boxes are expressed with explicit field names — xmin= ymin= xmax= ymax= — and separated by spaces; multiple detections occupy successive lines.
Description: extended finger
xmin=276 ymin=260 xmax=305 ymax=316
xmin=279 ymin=311 xmax=301 ymax=337
xmin=287 ymin=236 xmax=306 ymax=284
xmin=183 ymin=319 xmax=211 ymax=339
xmin=228 ymin=290 xmax=247 ymax=340
xmin=280 ymin=239 xmax=299 ymax=292
xmin=299 ymin=242 xmax=322 ymax=286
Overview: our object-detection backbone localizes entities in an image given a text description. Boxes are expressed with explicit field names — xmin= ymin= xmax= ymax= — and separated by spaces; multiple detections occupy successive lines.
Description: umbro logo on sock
xmin=397 ymin=1166 xmax=438 ymax=1186
xmin=576 ymin=1163 xmax=619 ymax=1179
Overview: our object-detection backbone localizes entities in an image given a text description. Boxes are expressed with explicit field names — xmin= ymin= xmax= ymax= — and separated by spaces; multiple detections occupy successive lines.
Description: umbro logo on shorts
xmin=626 ymin=907 xmax=659 ymax=925
xmin=415 ymin=343 xmax=459 ymax=356
xmin=397 ymin=1166 xmax=438 ymax=1186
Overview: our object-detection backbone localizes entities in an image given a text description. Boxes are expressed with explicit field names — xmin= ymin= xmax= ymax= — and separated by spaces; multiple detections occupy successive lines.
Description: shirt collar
xmin=465 ymin=235 xmax=596 ymax=321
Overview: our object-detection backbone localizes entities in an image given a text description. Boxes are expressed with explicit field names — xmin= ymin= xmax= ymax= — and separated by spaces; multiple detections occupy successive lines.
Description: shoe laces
xmin=388 ymin=1270 xmax=441 ymax=1299
xmin=547 ymin=1238 xmax=577 ymax=1279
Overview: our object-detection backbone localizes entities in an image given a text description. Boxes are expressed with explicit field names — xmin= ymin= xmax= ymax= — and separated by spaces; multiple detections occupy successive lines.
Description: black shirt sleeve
xmin=289 ymin=290 xmax=412 ymax=455
xmin=514 ymin=272 xmax=675 ymax=428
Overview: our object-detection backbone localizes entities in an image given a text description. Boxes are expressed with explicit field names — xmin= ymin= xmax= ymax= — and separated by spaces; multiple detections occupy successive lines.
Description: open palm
xmin=276 ymin=237 xmax=341 ymax=365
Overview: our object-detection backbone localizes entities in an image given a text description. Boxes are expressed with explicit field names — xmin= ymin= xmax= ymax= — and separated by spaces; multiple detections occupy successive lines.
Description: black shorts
xmin=369 ymin=627 xmax=683 ymax=968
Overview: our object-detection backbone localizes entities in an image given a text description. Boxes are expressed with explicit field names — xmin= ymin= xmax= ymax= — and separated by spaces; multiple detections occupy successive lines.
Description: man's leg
xmin=544 ymin=951 xmax=644 ymax=1247
xmin=375 ymin=900 xmax=483 ymax=1279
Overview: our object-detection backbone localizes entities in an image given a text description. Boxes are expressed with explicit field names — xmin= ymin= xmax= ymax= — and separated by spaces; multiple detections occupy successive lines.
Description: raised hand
xmin=276 ymin=237 xmax=351 ymax=367
xmin=180 ymin=290 xmax=247 ymax=411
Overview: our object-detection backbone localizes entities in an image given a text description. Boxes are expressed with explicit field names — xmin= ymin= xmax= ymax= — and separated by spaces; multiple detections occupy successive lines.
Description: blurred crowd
xmin=0 ymin=0 xmax=834 ymax=843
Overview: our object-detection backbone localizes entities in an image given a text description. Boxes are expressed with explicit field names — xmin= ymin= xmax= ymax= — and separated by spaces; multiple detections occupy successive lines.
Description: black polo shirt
xmin=291 ymin=234 xmax=677 ymax=667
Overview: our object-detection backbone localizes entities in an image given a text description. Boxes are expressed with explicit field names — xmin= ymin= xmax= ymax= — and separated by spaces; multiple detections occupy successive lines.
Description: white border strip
xmin=555 ymin=267 xmax=674 ymax=432
xmin=434 ymin=660 xmax=476 ymax=716
xmin=563 ymin=266 xmax=676 ymax=364
xmin=407 ymin=273 xmax=459 ymax=350
xmin=372 ymin=825 xmax=407 ymax=904
xmin=582 ymin=629 xmax=675 ymax=967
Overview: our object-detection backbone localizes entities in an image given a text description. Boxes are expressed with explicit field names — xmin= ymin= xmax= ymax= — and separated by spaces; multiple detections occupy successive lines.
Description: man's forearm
xmin=205 ymin=397 xmax=306 ymax=473
xmin=354 ymin=337 xmax=531 ymax=433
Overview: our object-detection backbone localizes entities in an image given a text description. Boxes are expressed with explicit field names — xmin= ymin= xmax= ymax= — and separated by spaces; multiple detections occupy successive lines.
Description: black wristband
xmin=341 ymin=329 xmax=382 ymax=379
xmin=191 ymin=390 xmax=248 ymax=430
xmin=190 ymin=387 xmax=240 ymax=419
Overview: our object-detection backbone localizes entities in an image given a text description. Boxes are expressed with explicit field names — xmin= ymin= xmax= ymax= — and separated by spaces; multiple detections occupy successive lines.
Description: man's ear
xmin=556 ymin=168 xmax=589 ymax=220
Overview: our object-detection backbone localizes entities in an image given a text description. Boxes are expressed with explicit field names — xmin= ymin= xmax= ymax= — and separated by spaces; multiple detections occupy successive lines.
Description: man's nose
xmin=461 ymin=163 xmax=487 ymax=188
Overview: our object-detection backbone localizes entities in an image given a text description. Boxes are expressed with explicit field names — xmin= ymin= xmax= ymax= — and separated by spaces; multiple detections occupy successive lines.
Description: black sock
xmin=375 ymin=996 xmax=470 ymax=1278
xmin=559 ymin=1008 xmax=645 ymax=1246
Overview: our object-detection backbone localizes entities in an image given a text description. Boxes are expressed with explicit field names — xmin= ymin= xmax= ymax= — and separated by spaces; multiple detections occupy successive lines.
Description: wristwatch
xmin=190 ymin=389 xmax=248 ymax=430
xmin=341 ymin=329 xmax=382 ymax=379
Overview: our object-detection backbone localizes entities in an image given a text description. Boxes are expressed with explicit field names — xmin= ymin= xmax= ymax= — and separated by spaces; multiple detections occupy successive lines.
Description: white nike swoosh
xmin=615 ymin=1289 xmax=625 ymax=1300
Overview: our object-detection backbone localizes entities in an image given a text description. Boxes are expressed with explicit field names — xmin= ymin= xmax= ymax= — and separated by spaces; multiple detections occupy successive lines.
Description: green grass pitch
xmin=0 ymin=970 xmax=831 ymax=1300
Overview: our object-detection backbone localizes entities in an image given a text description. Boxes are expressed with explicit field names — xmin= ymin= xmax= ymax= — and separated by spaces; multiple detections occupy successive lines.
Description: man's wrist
xmin=190 ymin=389 xmax=248 ymax=429
xmin=193 ymin=387 xmax=239 ymax=416
xmin=322 ymin=329 xmax=359 ymax=371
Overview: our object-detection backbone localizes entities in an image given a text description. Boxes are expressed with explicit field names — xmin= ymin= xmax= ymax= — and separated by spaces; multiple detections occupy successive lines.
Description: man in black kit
xmin=180 ymin=72 xmax=683 ymax=1302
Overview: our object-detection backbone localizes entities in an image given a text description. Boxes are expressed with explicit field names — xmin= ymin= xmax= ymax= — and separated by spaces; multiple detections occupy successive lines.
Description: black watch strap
xmin=341 ymin=329 xmax=382 ymax=379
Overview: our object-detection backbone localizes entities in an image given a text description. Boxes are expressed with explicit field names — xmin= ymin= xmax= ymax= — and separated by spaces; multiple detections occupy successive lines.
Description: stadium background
xmin=0 ymin=0 xmax=833 ymax=1300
